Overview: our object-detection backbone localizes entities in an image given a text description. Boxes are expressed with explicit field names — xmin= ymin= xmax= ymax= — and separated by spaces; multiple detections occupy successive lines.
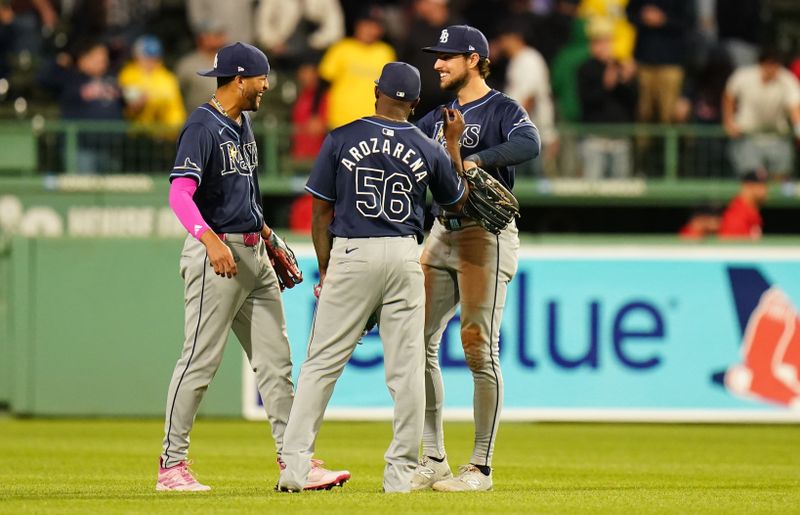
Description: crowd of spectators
xmin=1 ymin=0 xmax=800 ymax=179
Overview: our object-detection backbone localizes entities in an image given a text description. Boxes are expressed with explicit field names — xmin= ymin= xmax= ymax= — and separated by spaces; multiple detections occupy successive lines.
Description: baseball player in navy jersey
xmin=157 ymin=42 xmax=348 ymax=492
xmin=277 ymin=62 xmax=469 ymax=494
xmin=411 ymin=25 xmax=541 ymax=492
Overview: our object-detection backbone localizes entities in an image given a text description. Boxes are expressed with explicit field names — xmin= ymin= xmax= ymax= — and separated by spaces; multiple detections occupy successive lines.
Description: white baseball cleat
xmin=432 ymin=464 xmax=492 ymax=492
xmin=410 ymin=455 xmax=453 ymax=491
xmin=156 ymin=460 xmax=211 ymax=491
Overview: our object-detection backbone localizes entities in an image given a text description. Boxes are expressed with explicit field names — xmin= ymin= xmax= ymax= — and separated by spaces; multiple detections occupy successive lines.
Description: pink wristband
xmin=169 ymin=177 xmax=210 ymax=239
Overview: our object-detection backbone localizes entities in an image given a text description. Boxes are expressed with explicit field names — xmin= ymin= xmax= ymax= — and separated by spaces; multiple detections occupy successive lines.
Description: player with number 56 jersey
xmin=278 ymin=62 xmax=468 ymax=493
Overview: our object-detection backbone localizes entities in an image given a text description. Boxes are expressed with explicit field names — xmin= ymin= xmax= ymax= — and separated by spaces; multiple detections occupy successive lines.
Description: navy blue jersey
xmin=169 ymin=104 xmax=264 ymax=234
xmin=306 ymin=116 xmax=465 ymax=241
xmin=417 ymin=89 xmax=536 ymax=191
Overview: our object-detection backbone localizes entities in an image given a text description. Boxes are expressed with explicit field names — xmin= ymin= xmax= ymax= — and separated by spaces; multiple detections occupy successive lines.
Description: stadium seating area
xmin=2 ymin=0 xmax=800 ymax=234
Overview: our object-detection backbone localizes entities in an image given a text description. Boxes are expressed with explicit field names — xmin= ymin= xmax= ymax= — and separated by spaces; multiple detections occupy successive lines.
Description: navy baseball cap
xmin=422 ymin=25 xmax=489 ymax=58
xmin=375 ymin=62 xmax=420 ymax=102
xmin=198 ymin=42 xmax=270 ymax=77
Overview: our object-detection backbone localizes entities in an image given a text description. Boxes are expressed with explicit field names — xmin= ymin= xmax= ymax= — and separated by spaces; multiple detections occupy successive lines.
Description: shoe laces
xmin=179 ymin=460 xmax=200 ymax=483
xmin=456 ymin=464 xmax=480 ymax=476
xmin=310 ymin=458 xmax=325 ymax=469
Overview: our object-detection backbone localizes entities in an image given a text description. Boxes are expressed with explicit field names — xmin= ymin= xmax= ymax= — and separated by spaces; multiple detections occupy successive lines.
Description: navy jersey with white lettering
xmin=306 ymin=116 xmax=465 ymax=241
xmin=417 ymin=89 xmax=537 ymax=191
xmin=169 ymin=104 xmax=264 ymax=234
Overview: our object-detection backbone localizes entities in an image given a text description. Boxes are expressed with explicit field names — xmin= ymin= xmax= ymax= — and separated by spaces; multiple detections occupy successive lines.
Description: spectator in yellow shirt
xmin=119 ymin=35 xmax=187 ymax=127
xmin=578 ymin=0 xmax=635 ymax=62
xmin=318 ymin=7 xmax=395 ymax=129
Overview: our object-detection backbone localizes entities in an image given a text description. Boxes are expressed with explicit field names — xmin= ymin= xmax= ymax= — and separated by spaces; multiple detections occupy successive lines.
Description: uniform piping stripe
xmin=450 ymin=91 xmax=500 ymax=116
xmin=506 ymin=122 xmax=536 ymax=139
xmin=359 ymin=118 xmax=416 ymax=130
xmin=170 ymin=171 xmax=202 ymax=184
xmin=198 ymin=106 xmax=240 ymax=141
xmin=438 ymin=177 xmax=466 ymax=206
xmin=164 ymin=254 xmax=208 ymax=467
xmin=306 ymin=295 xmax=321 ymax=359
xmin=485 ymin=232 xmax=501 ymax=467
xmin=305 ymin=185 xmax=335 ymax=202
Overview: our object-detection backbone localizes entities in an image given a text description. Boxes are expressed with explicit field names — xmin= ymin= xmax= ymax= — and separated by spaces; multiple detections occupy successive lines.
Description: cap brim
xmin=197 ymin=69 xmax=225 ymax=77
xmin=422 ymin=45 xmax=463 ymax=54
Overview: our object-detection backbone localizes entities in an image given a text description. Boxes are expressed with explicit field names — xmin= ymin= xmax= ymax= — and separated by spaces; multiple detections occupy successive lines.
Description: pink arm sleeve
xmin=169 ymin=177 xmax=211 ymax=239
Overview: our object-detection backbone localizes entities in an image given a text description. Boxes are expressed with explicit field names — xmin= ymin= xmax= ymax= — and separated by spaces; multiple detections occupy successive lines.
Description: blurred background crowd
xmin=2 ymin=0 xmax=800 ymax=237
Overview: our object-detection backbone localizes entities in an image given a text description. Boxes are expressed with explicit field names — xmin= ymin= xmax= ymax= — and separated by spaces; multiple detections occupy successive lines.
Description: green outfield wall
xmin=2 ymin=236 xmax=242 ymax=416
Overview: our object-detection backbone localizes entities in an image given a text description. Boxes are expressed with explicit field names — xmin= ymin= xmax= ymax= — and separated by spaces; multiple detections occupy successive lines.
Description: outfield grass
xmin=0 ymin=419 xmax=798 ymax=514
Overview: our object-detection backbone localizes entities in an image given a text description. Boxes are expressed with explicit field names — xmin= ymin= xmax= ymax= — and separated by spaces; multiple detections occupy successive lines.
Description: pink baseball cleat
xmin=275 ymin=456 xmax=351 ymax=491
xmin=304 ymin=459 xmax=351 ymax=490
xmin=156 ymin=460 xmax=211 ymax=492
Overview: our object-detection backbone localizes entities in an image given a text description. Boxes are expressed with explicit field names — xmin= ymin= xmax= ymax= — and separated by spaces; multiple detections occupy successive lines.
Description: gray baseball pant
xmin=160 ymin=234 xmax=295 ymax=468
xmin=420 ymin=220 xmax=519 ymax=467
xmin=280 ymin=236 xmax=425 ymax=493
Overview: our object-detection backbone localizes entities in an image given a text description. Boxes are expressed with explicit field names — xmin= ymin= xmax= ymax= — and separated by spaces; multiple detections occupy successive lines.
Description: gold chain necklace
xmin=210 ymin=95 xmax=231 ymax=119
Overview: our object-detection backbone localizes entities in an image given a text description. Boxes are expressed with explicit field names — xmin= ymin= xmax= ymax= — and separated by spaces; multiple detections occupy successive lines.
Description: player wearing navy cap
xmin=157 ymin=41 xmax=348 ymax=492
xmin=412 ymin=25 xmax=541 ymax=492
xmin=277 ymin=62 xmax=469 ymax=493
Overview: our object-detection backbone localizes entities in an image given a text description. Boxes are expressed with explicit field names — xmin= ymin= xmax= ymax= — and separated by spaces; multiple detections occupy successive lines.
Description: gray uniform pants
xmin=420 ymin=219 xmax=519 ymax=467
xmin=160 ymin=234 xmax=294 ymax=468
xmin=280 ymin=236 xmax=425 ymax=493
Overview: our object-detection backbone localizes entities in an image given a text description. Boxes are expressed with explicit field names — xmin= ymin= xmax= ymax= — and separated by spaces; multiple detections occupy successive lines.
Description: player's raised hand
xmin=442 ymin=107 xmax=465 ymax=145
xmin=200 ymin=232 xmax=238 ymax=278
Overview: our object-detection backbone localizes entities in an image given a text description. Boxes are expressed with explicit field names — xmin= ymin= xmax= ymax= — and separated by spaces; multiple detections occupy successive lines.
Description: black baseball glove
xmin=264 ymin=230 xmax=303 ymax=291
xmin=461 ymin=166 xmax=520 ymax=234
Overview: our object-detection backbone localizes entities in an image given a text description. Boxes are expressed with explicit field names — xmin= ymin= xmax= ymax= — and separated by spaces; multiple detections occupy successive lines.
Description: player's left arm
xmin=305 ymin=134 xmax=338 ymax=286
xmin=311 ymin=198 xmax=334 ymax=285
xmin=464 ymin=126 xmax=540 ymax=170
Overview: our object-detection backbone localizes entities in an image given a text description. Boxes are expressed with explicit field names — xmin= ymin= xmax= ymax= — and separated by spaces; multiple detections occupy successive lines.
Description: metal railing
xmin=0 ymin=120 xmax=793 ymax=180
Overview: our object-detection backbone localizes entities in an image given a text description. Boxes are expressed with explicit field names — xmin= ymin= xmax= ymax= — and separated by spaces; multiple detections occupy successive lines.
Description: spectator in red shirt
xmin=678 ymin=204 xmax=721 ymax=240
xmin=291 ymin=62 xmax=328 ymax=161
xmin=719 ymin=169 xmax=768 ymax=240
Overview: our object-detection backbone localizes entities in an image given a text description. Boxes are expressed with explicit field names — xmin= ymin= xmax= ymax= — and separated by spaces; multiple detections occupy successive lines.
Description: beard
xmin=441 ymin=70 xmax=469 ymax=92
xmin=244 ymin=88 xmax=261 ymax=111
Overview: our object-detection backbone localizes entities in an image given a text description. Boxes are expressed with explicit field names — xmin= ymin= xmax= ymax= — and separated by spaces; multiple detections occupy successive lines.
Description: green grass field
xmin=0 ymin=419 xmax=798 ymax=514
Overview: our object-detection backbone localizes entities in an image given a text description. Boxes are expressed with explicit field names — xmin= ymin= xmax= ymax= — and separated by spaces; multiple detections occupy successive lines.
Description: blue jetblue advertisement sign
xmin=243 ymin=246 xmax=800 ymax=422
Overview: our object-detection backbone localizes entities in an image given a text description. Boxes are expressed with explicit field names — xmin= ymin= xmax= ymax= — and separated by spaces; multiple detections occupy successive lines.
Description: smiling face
xmin=241 ymin=74 xmax=269 ymax=111
xmin=433 ymin=53 xmax=472 ymax=91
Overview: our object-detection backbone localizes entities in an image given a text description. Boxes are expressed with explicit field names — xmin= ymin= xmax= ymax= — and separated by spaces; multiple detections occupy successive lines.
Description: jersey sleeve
xmin=500 ymin=99 xmax=537 ymax=140
xmin=305 ymin=134 xmax=337 ymax=202
xmin=169 ymin=123 xmax=213 ymax=184
xmin=428 ymin=144 xmax=465 ymax=207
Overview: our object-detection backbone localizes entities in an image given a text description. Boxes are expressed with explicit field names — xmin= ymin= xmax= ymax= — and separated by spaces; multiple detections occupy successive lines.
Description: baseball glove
xmin=462 ymin=166 xmax=520 ymax=235
xmin=264 ymin=230 xmax=303 ymax=291
xmin=358 ymin=311 xmax=379 ymax=345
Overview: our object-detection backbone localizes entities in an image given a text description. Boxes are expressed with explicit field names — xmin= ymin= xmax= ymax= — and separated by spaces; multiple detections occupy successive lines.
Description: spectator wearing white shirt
xmin=496 ymin=21 xmax=556 ymax=176
xmin=723 ymin=49 xmax=800 ymax=177
xmin=187 ymin=0 xmax=255 ymax=45
xmin=256 ymin=0 xmax=345 ymax=68
xmin=175 ymin=20 xmax=228 ymax=112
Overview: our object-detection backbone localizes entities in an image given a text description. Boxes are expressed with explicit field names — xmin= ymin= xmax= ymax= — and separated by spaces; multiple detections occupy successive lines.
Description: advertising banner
xmin=243 ymin=246 xmax=800 ymax=422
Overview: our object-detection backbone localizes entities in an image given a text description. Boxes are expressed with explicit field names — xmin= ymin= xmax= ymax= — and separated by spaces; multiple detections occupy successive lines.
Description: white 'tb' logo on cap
xmin=439 ymin=29 xmax=449 ymax=43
